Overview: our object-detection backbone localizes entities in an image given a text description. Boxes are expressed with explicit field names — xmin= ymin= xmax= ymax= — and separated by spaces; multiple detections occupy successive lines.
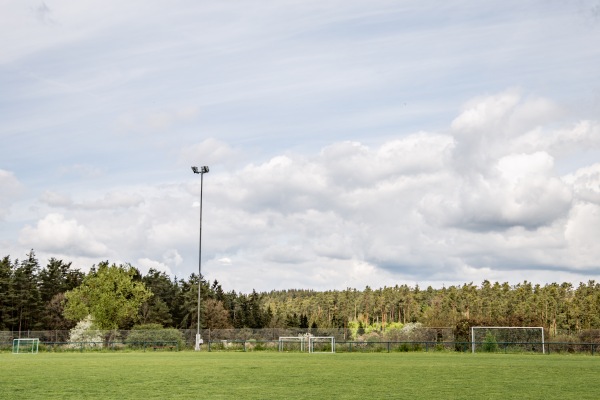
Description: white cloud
xmin=137 ymin=257 xmax=172 ymax=275
xmin=162 ymin=249 xmax=183 ymax=267
xmin=564 ymin=163 xmax=600 ymax=204
xmin=565 ymin=203 xmax=600 ymax=265
xmin=19 ymin=213 xmax=109 ymax=257
xmin=217 ymin=257 xmax=232 ymax=266
xmin=9 ymin=89 xmax=600 ymax=291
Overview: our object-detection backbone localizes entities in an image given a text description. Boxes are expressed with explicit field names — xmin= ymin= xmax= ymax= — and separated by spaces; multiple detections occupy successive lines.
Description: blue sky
xmin=1 ymin=0 xmax=600 ymax=292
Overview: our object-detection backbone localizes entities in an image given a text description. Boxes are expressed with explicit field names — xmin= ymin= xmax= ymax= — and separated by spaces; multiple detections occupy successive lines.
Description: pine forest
xmin=2 ymin=251 xmax=600 ymax=343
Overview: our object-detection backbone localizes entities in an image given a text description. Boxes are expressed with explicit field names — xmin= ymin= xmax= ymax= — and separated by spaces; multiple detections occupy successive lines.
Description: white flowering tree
xmin=68 ymin=315 xmax=103 ymax=349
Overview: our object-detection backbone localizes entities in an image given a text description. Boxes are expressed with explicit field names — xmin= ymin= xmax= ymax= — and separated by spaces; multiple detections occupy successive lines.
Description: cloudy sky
xmin=1 ymin=0 xmax=600 ymax=292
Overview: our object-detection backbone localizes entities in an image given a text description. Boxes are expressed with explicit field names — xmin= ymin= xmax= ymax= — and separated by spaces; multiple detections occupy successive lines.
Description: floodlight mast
xmin=191 ymin=165 xmax=209 ymax=351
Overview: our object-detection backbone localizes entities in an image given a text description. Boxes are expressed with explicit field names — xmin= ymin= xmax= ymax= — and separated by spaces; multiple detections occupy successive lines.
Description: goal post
xmin=471 ymin=327 xmax=545 ymax=354
xmin=12 ymin=338 xmax=40 ymax=354
xmin=308 ymin=336 xmax=335 ymax=354
xmin=278 ymin=337 xmax=306 ymax=352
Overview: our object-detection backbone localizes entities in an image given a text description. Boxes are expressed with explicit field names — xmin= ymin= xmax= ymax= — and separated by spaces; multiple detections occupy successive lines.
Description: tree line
xmin=0 ymin=251 xmax=270 ymax=333
xmin=2 ymin=251 xmax=600 ymax=338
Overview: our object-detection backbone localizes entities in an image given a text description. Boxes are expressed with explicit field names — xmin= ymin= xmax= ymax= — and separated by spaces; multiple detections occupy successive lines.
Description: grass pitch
xmin=2 ymin=351 xmax=599 ymax=399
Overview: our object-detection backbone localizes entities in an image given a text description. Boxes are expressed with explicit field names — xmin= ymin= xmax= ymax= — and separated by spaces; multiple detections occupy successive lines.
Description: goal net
xmin=13 ymin=338 xmax=40 ymax=354
xmin=471 ymin=327 xmax=545 ymax=354
xmin=278 ymin=337 xmax=306 ymax=352
xmin=308 ymin=336 xmax=335 ymax=353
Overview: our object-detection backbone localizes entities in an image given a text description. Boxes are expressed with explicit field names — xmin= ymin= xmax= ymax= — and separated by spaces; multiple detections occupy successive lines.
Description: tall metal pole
xmin=191 ymin=166 xmax=209 ymax=351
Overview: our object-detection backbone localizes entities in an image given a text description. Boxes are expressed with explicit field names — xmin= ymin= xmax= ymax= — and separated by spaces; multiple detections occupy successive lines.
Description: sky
xmin=1 ymin=0 xmax=600 ymax=293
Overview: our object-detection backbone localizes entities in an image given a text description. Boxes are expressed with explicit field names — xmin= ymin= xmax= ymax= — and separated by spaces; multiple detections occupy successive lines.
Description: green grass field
xmin=2 ymin=351 xmax=599 ymax=399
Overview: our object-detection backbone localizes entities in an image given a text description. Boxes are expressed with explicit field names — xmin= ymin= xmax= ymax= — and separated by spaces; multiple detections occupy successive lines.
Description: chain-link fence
xmin=2 ymin=328 xmax=599 ymax=354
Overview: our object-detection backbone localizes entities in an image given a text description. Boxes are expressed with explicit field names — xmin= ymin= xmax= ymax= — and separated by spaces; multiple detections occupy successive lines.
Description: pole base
xmin=195 ymin=334 xmax=203 ymax=351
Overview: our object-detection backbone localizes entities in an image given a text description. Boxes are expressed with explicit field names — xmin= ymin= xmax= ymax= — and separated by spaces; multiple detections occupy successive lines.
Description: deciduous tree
xmin=63 ymin=262 xmax=152 ymax=330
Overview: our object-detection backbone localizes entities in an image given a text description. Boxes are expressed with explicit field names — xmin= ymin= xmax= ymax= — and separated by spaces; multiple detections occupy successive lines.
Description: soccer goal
xmin=13 ymin=338 xmax=40 ymax=354
xmin=278 ymin=337 xmax=306 ymax=352
xmin=471 ymin=327 xmax=545 ymax=354
xmin=308 ymin=336 xmax=335 ymax=353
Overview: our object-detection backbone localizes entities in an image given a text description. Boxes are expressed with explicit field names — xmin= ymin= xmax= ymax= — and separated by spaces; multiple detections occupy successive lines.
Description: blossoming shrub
xmin=68 ymin=315 xmax=103 ymax=349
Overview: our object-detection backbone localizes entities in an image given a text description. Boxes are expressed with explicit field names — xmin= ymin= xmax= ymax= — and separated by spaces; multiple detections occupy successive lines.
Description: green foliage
xmin=7 ymin=251 xmax=43 ymax=331
xmin=125 ymin=324 xmax=184 ymax=348
xmin=357 ymin=321 xmax=365 ymax=335
xmin=7 ymin=250 xmax=600 ymax=338
xmin=483 ymin=331 xmax=499 ymax=352
xmin=63 ymin=263 xmax=152 ymax=330
xmin=139 ymin=269 xmax=177 ymax=327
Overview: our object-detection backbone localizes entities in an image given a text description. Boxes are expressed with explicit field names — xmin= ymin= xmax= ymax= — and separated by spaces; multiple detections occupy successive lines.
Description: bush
xmin=383 ymin=322 xmax=405 ymax=341
xmin=550 ymin=335 xmax=579 ymax=354
xmin=396 ymin=343 xmax=410 ymax=352
xmin=125 ymin=324 xmax=184 ymax=349
xmin=364 ymin=332 xmax=382 ymax=343
xmin=434 ymin=343 xmax=447 ymax=352
xmin=68 ymin=316 xmax=103 ymax=349
xmin=483 ymin=332 xmax=498 ymax=352
xmin=579 ymin=329 xmax=600 ymax=344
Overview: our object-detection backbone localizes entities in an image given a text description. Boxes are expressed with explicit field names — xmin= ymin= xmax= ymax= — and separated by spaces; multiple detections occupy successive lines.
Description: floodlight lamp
xmin=191 ymin=166 xmax=199 ymax=174
xmin=201 ymin=166 xmax=209 ymax=173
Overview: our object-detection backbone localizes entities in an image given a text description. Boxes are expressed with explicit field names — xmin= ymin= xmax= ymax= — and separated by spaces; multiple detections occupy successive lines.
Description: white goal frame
xmin=471 ymin=327 xmax=545 ymax=354
xmin=278 ymin=337 xmax=306 ymax=352
xmin=13 ymin=338 xmax=40 ymax=354
xmin=308 ymin=336 xmax=335 ymax=353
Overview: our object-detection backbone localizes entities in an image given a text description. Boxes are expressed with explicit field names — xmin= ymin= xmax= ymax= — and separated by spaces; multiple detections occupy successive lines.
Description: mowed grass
xmin=2 ymin=351 xmax=599 ymax=399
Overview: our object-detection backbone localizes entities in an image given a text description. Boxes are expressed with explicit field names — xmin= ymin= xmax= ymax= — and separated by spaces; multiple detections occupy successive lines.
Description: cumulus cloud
xmin=197 ymin=91 xmax=599 ymax=288
xmin=137 ymin=257 xmax=172 ymax=275
xmin=564 ymin=163 xmax=600 ymax=204
xmin=565 ymin=203 xmax=600 ymax=264
xmin=11 ymin=90 xmax=600 ymax=291
xmin=19 ymin=213 xmax=109 ymax=257
xmin=162 ymin=249 xmax=183 ymax=267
